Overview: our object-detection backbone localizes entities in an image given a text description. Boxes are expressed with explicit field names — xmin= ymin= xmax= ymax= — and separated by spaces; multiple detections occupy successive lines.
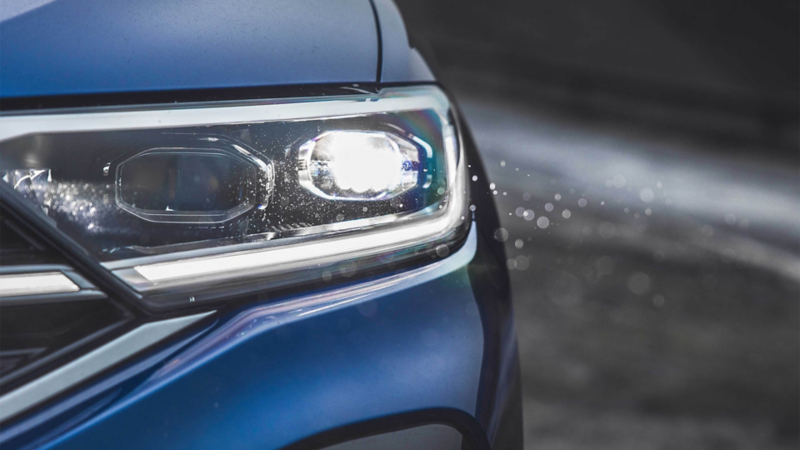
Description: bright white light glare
xmin=0 ymin=272 xmax=79 ymax=298
xmin=328 ymin=133 xmax=402 ymax=193
xmin=298 ymin=131 xmax=421 ymax=200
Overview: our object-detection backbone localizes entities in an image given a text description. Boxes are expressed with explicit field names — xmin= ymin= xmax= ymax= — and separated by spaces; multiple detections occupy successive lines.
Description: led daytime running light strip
xmin=0 ymin=272 xmax=79 ymax=298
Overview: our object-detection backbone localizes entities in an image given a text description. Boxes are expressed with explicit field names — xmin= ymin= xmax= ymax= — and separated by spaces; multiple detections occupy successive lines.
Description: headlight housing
xmin=0 ymin=86 xmax=469 ymax=309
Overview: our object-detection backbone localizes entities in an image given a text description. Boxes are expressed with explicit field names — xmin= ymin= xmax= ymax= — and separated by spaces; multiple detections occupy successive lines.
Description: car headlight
xmin=0 ymin=86 xmax=469 ymax=310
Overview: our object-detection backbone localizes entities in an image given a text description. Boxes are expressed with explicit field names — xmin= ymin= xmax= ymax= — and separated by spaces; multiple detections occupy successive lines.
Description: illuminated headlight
xmin=298 ymin=131 xmax=423 ymax=200
xmin=0 ymin=87 xmax=468 ymax=309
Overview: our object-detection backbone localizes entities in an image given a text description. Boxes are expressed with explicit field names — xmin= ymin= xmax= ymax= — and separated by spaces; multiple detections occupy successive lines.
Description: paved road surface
xmin=452 ymin=74 xmax=799 ymax=450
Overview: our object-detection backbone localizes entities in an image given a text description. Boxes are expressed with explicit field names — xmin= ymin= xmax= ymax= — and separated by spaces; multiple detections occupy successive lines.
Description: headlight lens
xmin=0 ymin=86 xmax=468 ymax=309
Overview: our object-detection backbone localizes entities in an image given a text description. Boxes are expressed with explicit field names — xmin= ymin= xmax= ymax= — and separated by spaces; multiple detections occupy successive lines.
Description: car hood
xmin=0 ymin=0 xmax=379 ymax=98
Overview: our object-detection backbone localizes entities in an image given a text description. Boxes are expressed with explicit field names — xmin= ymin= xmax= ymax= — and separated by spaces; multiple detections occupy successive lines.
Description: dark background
xmin=395 ymin=1 xmax=799 ymax=448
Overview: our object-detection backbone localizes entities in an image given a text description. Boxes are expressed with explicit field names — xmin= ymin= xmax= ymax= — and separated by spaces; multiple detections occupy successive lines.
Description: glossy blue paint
xmin=0 ymin=0 xmax=379 ymax=98
xmin=41 ymin=256 xmax=485 ymax=448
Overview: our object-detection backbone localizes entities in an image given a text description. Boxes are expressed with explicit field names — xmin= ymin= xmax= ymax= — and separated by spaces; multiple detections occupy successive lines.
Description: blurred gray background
xmin=394 ymin=1 xmax=799 ymax=449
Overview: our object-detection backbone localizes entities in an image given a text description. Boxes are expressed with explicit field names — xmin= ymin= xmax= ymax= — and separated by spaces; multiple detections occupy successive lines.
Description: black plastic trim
xmin=0 ymin=312 xmax=133 ymax=396
xmin=279 ymin=408 xmax=488 ymax=450
xmin=0 ymin=84 xmax=382 ymax=114
xmin=368 ymin=0 xmax=384 ymax=83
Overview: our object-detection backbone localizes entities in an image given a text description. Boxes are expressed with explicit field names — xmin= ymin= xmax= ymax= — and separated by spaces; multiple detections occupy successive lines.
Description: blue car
xmin=0 ymin=1 xmax=522 ymax=448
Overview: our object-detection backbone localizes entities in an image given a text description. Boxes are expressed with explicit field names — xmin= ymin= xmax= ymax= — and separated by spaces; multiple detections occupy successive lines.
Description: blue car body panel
xmin=0 ymin=0 xmax=379 ymax=98
xmin=42 ymin=241 xmax=484 ymax=449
